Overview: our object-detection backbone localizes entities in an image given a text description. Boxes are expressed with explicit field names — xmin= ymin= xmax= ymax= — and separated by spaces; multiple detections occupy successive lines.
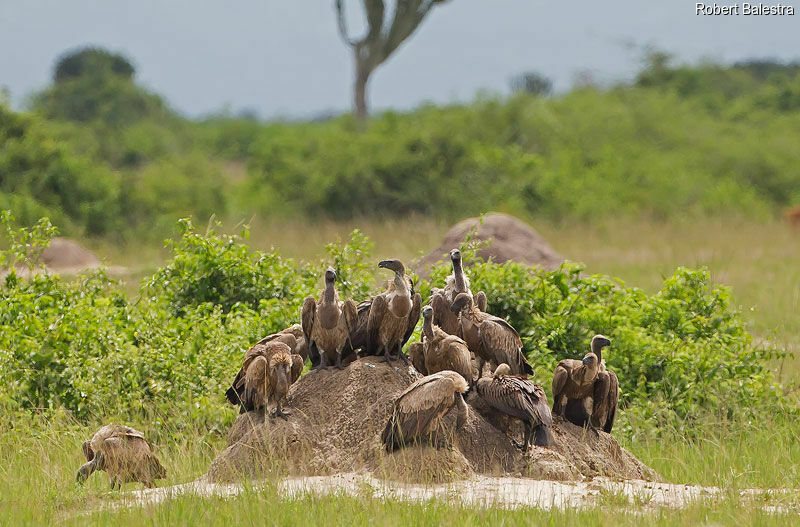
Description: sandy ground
xmin=119 ymin=473 xmax=799 ymax=513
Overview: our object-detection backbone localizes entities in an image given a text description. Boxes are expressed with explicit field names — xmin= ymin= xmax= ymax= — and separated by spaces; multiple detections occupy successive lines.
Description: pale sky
xmin=1 ymin=1 xmax=798 ymax=118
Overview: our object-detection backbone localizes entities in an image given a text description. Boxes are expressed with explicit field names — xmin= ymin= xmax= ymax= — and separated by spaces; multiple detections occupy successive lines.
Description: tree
xmin=54 ymin=47 xmax=135 ymax=83
xmin=335 ymin=0 xmax=450 ymax=122
xmin=510 ymin=72 xmax=553 ymax=97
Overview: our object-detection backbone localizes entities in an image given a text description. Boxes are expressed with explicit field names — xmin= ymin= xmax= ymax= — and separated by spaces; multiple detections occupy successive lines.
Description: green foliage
xmin=0 ymin=216 xmax=787 ymax=434
xmin=54 ymin=47 xmax=135 ymax=83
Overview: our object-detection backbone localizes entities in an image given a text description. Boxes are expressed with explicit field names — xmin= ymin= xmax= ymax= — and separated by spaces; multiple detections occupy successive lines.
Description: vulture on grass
xmin=450 ymin=292 xmax=532 ymax=377
xmin=420 ymin=305 xmax=473 ymax=385
xmin=551 ymin=334 xmax=611 ymax=437
xmin=76 ymin=424 xmax=166 ymax=489
xmin=382 ymin=370 xmax=469 ymax=451
xmin=363 ymin=259 xmax=422 ymax=362
xmin=302 ymin=268 xmax=358 ymax=369
xmin=476 ymin=364 xmax=555 ymax=450
xmin=429 ymin=249 xmax=487 ymax=335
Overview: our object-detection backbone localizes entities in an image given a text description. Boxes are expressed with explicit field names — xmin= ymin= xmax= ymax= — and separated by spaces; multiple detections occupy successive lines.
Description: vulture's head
xmin=590 ymin=334 xmax=611 ymax=352
xmin=422 ymin=305 xmax=433 ymax=321
xmin=378 ymin=259 xmax=406 ymax=276
xmin=493 ymin=363 xmax=512 ymax=377
xmin=324 ymin=267 xmax=337 ymax=284
xmin=582 ymin=353 xmax=599 ymax=367
xmin=449 ymin=292 xmax=473 ymax=313
xmin=449 ymin=249 xmax=462 ymax=263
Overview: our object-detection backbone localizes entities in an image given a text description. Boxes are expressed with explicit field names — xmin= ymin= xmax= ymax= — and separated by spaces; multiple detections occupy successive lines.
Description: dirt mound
xmin=415 ymin=213 xmax=563 ymax=278
xmin=208 ymin=359 xmax=658 ymax=484
xmin=41 ymin=237 xmax=100 ymax=270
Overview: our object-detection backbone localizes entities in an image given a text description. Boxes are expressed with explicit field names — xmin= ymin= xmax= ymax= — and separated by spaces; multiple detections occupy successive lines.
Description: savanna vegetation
xmin=2 ymin=47 xmax=800 ymax=524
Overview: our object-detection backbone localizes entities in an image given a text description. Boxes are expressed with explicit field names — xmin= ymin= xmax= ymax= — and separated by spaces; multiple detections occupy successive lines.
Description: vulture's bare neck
xmin=452 ymin=259 xmax=467 ymax=294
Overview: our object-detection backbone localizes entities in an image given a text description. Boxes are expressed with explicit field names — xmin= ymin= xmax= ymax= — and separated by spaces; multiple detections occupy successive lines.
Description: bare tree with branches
xmin=335 ymin=0 xmax=451 ymax=122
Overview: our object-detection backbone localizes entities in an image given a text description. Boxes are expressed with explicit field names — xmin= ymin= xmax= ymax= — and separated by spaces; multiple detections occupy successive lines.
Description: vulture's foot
xmin=270 ymin=409 xmax=291 ymax=420
xmin=381 ymin=350 xmax=394 ymax=363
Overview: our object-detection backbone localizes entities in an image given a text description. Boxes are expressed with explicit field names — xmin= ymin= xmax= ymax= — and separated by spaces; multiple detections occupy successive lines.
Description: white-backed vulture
xmin=564 ymin=343 xmax=619 ymax=433
xmin=420 ymin=305 xmax=473 ymax=385
xmin=365 ymin=259 xmax=422 ymax=362
xmin=381 ymin=370 xmax=469 ymax=451
xmin=226 ymin=341 xmax=299 ymax=418
xmin=551 ymin=334 xmax=611 ymax=437
xmin=476 ymin=364 xmax=555 ymax=450
xmin=76 ymin=424 xmax=166 ymax=489
xmin=257 ymin=324 xmax=309 ymax=363
xmin=429 ymin=249 xmax=487 ymax=335
xmin=302 ymin=268 xmax=358 ymax=370
xmin=450 ymin=292 xmax=532 ymax=377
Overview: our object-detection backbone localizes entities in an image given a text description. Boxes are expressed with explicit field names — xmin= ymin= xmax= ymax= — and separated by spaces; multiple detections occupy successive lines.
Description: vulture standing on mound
xmin=257 ymin=323 xmax=309 ymax=363
xmin=382 ymin=370 xmax=469 ymax=451
xmin=476 ymin=364 xmax=555 ymax=450
xmin=429 ymin=249 xmax=487 ymax=335
xmin=302 ymin=268 xmax=358 ymax=369
xmin=450 ymin=292 xmax=532 ymax=377
xmin=76 ymin=424 xmax=166 ymax=489
xmin=364 ymin=259 xmax=422 ymax=362
xmin=420 ymin=305 xmax=473 ymax=385
xmin=564 ymin=338 xmax=619 ymax=433
xmin=551 ymin=334 xmax=611 ymax=437
xmin=225 ymin=341 xmax=301 ymax=418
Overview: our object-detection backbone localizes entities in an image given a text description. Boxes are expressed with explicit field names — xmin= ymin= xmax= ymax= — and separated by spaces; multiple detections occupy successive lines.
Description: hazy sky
xmin=1 ymin=1 xmax=798 ymax=118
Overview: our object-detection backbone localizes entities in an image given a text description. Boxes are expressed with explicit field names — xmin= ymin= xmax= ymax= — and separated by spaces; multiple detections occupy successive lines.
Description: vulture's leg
xmin=396 ymin=343 xmax=409 ymax=365
xmin=582 ymin=397 xmax=599 ymax=437
xmin=522 ymin=422 xmax=533 ymax=453
xmin=270 ymin=398 xmax=291 ymax=420
xmin=382 ymin=346 xmax=393 ymax=363
xmin=557 ymin=395 xmax=568 ymax=418
xmin=335 ymin=350 xmax=344 ymax=370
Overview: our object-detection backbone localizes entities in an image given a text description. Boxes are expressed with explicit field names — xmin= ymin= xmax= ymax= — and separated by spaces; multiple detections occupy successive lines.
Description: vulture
xmin=564 ymin=341 xmax=619 ymax=433
xmin=302 ymin=268 xmax=358 ymax=369
xmin=429 ymin=249 xmax=487 ymax=335
xmin=450 ymin=292 xmax=532 ymax=377
xmin=408 ymin=341 xmax=426 ymax=375
xmin=364 ymin=259 xmax=422 ymax=362
xmin=420 ymin=305 xmax=473 ymax=385
xmin=225 ymin=341 xmax=302 ymax=418
xmin=476 ymin=364 xmax=555 ymax=450
xmin=551 ymin=334 xmax=611 ymax=437
xmin=382 ymin=370 xmax=469 ymax=451
xmin=257 ymin=323 xmax=309 ymax=363
xmin=76 ymin=424 xmax=166 ymax=489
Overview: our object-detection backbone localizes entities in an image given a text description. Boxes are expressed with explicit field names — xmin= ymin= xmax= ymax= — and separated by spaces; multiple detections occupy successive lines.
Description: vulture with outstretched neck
xmin=420 ymin=305 xmax=473 ymax=385
xmin=363 ymin=259 xmax=422 ymax=362
xmin=226 ymin=341 xmax=300 ymax=418
xmin=476 ymin=364 xmax=555 ymax=450
xmin=302 ymin=268 xmax=358 ymax=370
xmin=551 ymin=334 xmax=611 ymax=437
xmin=76 ymin=424 xmax=166 ymax=489
xmin=382 ymin=370 xmax=469 ymax=451
xmin=564 ymin=339 xmax=619 ymax=433
xmin=450 ymin=292 xmax=532 ymax=377
xmin=429 ymin=249 xmax=487 ymax=335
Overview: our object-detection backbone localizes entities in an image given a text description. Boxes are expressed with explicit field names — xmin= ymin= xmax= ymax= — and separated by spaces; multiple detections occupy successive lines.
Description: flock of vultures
xmin=75 ymin=250 xmax=619 ymax=489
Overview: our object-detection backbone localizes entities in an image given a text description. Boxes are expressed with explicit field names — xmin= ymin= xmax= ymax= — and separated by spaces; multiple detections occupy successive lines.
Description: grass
xmin=5 ymin=215 xmax=800 ymax=525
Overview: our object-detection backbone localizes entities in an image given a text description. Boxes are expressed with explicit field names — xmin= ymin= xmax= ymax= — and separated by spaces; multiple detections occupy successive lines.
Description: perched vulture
xmin=420 ymin=305 xmax=473 ymax=385
xmin=302 ymin=268 xmax=358 ymax=369
xmin=76 ymin=424 xmax=166 ymax=489
xmin=429 ymin=249 xmax=487 ymax=335
xmin=225 ymin=341 xmax=301 ymax=418
xmin=382 ymin=370 xmax=469 ymax=451
xmin=551 ymin=334 xmax=611 ymax=437
xmin=450 ymin=292 xmax=532 ymax=377
xmin=364 ymin=259 xmax=422 ymax=362
xmin=257 ymin=324 xmax=309 ymax=363
xmin=408 ymin=341 xmax=427 ymax=375
xmin=564 ymin=341 xmax=619 ymax=433
xmin=476 ymin=364 xmax=555 ymax=450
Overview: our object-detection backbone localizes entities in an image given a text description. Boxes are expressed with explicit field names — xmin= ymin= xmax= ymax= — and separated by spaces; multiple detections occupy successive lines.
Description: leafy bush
xmin=0 ymin=216 xmax=788 ymax=434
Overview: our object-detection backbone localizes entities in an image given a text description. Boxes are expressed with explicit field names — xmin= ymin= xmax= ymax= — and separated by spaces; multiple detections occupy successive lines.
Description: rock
xmin=41 ymin=237 xmax=100 ymax=270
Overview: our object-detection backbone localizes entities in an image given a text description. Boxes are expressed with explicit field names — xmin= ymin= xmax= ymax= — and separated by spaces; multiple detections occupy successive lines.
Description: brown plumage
xmin=476 ymin=364 xmax=555 ymax=451
xmin=382 ymin=370 xmax=469 ymax=451
xmin=76 ymin=424 xmax=166 ymax=489
xmin=302 ymin=268 xmax=358 ymax=370
xmin=364 ymin=259 xmax=422 ymax=362
xmin=226 ymin=341 xmax=299 ymax=418
xmin=408 ymin=341 xmax=426 ymax=375
xmin=551 ymin=334 xmax=611 ymax=437
xmin=429 ymin=249 xmax=487 ymax=335
xmin=564 ymin=352 xmax=619 ymax=434
xmin=257 ymin=324 xmax=309 ymax=363
xmin=450 ymin=292 xmax=532 ymax=377
xmin=420 ymin=305 xmax=473 ymax=385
